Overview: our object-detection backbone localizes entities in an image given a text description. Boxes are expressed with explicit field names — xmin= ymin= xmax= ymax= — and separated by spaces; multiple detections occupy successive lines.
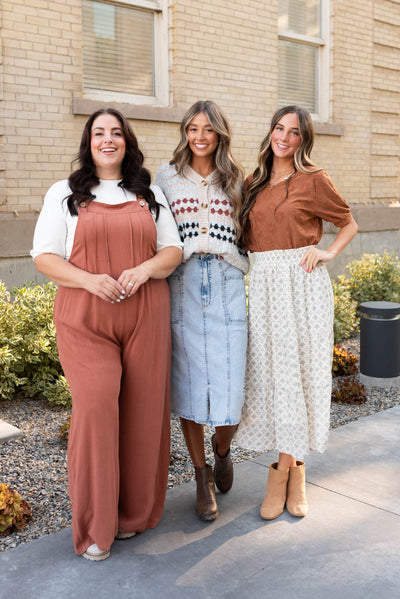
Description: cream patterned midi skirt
xmin=235 ymin=247 xmax=334 ymax=458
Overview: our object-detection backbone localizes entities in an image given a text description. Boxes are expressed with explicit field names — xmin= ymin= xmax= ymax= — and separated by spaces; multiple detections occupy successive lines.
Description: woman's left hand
xmin=300 ymin=247 xmax=335 ymax=272
xmin=118 ymin=264 xmax=150 ymax=297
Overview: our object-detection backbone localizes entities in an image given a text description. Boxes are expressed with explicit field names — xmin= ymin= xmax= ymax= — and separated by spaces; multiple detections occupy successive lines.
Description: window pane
xmin=279 ymin=0 xmax=321 ymax=37
xmin=278 ymin=40 xmax=318 ymax=113
xmin=82 ymin=0 xmax=154 ymax=96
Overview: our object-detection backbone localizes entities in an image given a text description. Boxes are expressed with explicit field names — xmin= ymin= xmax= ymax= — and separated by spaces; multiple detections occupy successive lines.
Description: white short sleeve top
xmin=31 ymin=179 xmax=183 ymax=260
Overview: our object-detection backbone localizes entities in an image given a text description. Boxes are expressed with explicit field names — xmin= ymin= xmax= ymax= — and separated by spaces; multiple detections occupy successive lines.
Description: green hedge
xmin=0 ymin=281 xmax=71 ymax=406
xmin=346 ymin=251 xmax=400 ymax=313
xmin=333 ymin=251 xmax=400 ymax=343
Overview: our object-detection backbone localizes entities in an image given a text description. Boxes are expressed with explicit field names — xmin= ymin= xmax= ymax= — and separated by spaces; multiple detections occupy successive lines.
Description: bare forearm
xmin=326 ymin=216 xmax=358 ymax=257
xmin=34 ymin=253 xmax=91 ymax=288
xmin=141 ymin=247 xmax=183 ymax=279
xmin=300 ymin=215 xmax=358 ymax=272
xmin=117 ymin=246 xmax=182 ymax=297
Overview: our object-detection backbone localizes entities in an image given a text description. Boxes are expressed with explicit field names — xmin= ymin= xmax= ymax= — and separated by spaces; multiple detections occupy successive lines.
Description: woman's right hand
xmin=84 ymin=273 xmax=125 ymax=304
xmin=33 ymin=254 xmax=124 ymax=303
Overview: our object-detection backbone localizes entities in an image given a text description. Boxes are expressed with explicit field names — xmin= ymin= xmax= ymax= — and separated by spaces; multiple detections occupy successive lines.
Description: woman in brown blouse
xmin=235 ymin=105 xmax=358 ymax=520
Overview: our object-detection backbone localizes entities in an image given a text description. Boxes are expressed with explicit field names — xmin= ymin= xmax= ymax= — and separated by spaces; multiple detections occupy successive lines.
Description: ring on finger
xmin=127 ymin=282 xmax=134 ymax=287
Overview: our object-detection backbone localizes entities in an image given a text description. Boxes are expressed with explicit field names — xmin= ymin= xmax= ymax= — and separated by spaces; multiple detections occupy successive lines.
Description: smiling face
xmin=90 ymin=114 xmax=126 ymax=179
xmin=270 ymin=112 xmax=301 ymax=164
xmin=186 ymin=112 xmax=219 ymax=162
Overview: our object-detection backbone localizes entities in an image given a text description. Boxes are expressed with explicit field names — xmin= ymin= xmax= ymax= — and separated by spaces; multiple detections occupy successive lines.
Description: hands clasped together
xmin=86 ymin=264 xmax=151 ymax=304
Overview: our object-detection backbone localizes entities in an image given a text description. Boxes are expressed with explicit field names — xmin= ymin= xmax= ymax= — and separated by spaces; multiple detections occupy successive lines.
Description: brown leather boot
xmin=260 ymin=463 xmax=289 ymax=520
xmin=286 ymin=461 xmax=308 ymax=517
xmin=195 ymin=464 xmax=218 ymax=521
xmin=212 ymin=433 xmax=233 ymax=493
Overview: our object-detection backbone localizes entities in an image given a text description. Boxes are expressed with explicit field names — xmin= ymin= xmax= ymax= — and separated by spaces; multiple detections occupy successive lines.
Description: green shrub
xmin=346 ymin=251 xmax=400 ymax=313
xmin=0 ymin=281 xmax=71 ymax=407
xmin=0 ymin=283 xmax=19 ymax=400
xmin=331 ymin=252 xmax=400 ymax=342
xmin=332 ymin=275 xmax=358 ymax=343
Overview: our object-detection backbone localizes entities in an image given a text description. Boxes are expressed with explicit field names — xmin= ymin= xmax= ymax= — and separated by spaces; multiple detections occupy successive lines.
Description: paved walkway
xmin=1 ymin=406 xmax=400 ymax=599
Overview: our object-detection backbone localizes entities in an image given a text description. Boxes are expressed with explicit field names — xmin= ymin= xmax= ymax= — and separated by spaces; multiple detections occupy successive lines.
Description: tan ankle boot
xmin=195 ymin=464 xmax=218 ymax=521
xmin=260 ymin=463 xmax=289 ymax=520
xmin=286 ymin=461 xmax=308 ymax=517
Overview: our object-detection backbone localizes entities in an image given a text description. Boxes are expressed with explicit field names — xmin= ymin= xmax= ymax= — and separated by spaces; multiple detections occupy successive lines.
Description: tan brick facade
xmin=0 ymin=0 xmax=399 ymax=285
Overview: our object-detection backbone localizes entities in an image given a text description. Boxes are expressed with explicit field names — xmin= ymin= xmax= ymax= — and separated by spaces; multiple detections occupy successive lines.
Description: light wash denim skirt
xmin=168 ymin=254 xmax=247 ymax=426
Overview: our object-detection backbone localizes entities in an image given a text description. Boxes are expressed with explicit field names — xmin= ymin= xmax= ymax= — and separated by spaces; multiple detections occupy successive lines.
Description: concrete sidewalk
xmin=1 ymin=407 xmax=399 ymax=599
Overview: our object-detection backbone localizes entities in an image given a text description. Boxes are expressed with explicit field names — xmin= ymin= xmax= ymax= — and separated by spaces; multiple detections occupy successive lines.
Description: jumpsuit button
xmin=201 ymin=180 xmax=207 ymax=186
xmin=139 ymin=200 xmax=145 ymax=207
xmin=201 ymin=227 xmax=208 ymax=234
xmin=201 ymin=202 xmax=208 ymax=209
xmin=79 ymin=202 xmax=86 ymax=208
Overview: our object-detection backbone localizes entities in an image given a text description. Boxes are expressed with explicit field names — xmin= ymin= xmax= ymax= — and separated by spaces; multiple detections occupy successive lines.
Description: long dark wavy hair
xmin=237 ymin=105 xmax=319 ymax=248
xmin=66 ymin=108 xmax=159 ymax=218
xmin=170 ymin=100 xmax=243 ymax=229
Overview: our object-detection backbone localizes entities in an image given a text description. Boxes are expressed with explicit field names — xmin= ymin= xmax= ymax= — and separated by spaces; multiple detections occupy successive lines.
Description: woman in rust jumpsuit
xmin=32 ymin=108 xmax=182 ymax=561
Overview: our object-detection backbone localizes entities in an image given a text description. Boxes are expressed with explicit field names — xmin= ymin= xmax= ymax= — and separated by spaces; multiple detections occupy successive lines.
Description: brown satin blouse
xmin=246 ymin=170 xmax=352 ymax=252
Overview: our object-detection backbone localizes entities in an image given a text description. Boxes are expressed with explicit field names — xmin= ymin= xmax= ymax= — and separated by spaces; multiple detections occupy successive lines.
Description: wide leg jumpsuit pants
xmin=54 ymin=199 xmax=171 ymax=556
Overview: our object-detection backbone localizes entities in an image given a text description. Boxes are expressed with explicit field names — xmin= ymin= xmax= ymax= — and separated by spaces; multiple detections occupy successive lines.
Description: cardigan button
xmin=201 ymin=180 xmax=207 ymax=186
xmin=79 ymin=202 xmax=86 ymax=208
xmin=201 ymin=227 xmax=208 ymax=234
xmin=201 ymin=202 xmax=208 ymax=209
xmin=139 ymin=200 xmax=145 ymax=207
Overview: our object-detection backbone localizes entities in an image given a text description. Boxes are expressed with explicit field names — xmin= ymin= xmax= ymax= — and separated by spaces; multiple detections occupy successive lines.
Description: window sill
xmin=314 ymin=123 xmax=344 ymax=136
xmin=73 ymin=100 xmax=344 ymax=133
xmin=73 ymin=98 xmax=185 ymax=123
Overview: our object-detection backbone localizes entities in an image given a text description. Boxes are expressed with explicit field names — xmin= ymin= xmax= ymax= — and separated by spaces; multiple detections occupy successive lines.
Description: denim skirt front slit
xmin=168 ymin=254 xmax=247 ymax=426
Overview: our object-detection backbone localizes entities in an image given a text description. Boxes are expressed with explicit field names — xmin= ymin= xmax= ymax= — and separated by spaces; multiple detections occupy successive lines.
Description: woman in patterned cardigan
xmin=155 ymin=100 xmax=248 ymax=521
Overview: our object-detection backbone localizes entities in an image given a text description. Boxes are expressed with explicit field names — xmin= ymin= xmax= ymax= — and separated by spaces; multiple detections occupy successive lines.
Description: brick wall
xmin=1 ymin=0 xmax=399 ymax=210
xmin=371 ymin=0 xmax=400 ymax=205
xmin=0 ymin=0 xmax=83 ymax=213
xmin=171 ymin=0 xmax=278 ymax=173
xmin=0 ymin=0 xmax=399 ymax=287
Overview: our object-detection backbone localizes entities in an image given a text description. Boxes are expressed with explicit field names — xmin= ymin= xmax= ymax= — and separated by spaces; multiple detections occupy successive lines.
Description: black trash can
xmin=360 ymin=301 xmax=400 ymax=386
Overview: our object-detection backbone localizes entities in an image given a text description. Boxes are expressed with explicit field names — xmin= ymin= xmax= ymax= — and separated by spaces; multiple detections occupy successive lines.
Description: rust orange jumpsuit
xmin=54 ymin=199 xmax=171 ymax=555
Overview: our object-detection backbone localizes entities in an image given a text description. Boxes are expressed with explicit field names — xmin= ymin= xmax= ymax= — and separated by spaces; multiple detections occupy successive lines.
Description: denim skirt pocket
xmin=219 ymin=261 xmax=247 ymax=324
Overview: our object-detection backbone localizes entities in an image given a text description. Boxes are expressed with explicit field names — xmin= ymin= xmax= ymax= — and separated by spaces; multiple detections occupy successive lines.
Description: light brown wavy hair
xmin=170 ymin=100 xmax=244 ymax=228
xmin=237 ymin=105 xmax=320 ymax=248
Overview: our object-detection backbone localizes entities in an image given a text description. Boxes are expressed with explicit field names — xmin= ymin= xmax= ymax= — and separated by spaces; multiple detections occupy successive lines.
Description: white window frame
xmin=82 ymin=0 xmax=169 ymax=106
xmin=278 ymin=0 xmax=330 ymax=122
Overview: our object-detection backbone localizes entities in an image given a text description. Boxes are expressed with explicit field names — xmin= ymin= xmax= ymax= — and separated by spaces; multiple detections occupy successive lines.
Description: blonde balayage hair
xmin=237 ymin=105 xmax=320 ymax=248
xmin=171 ymin=100 xmax=244 ymax=227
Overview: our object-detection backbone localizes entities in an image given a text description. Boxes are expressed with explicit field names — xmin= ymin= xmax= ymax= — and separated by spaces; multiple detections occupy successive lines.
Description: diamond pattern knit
xmin=155 ymin=163 xmax=248 ymax=273
xmin=236 ymin=247 xmax=334 ymax=458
